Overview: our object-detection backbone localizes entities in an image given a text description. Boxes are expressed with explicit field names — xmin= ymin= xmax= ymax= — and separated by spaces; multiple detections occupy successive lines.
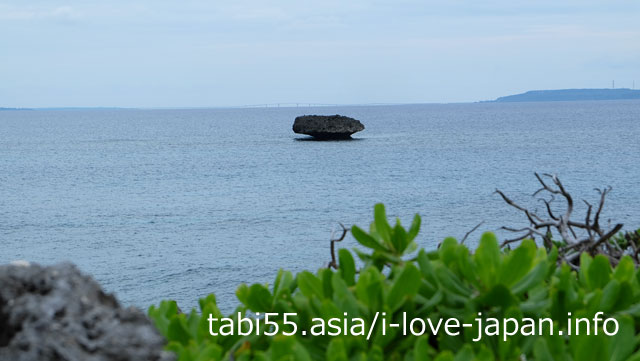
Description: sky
xmin=1 ymin=0 xmax=639 ymax=108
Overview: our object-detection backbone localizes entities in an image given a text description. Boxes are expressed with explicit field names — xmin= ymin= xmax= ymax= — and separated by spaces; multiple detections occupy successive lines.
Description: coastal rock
xmin=293 ymin=115 xmax=365 ymax=139
xmin=0 ymin=263 xmax=173 ymax=361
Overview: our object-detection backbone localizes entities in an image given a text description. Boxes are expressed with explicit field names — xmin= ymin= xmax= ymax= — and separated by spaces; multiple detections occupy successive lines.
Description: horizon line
xmin=1 ymin=101 xmax=475 ymax=111
xmin=3 ymin=87 xmax=639 ymax=110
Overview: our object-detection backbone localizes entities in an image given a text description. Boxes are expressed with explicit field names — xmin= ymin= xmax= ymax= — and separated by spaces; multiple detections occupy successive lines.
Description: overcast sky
xmin=1 ymin=0 xmax=639 ymax=107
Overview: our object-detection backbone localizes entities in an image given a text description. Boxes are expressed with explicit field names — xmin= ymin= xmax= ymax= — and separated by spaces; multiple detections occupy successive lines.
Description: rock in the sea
xmin=293 ymin=115 xmax=365 ymax=139
xmin=0 ymin=263 xmax=173 ymax=361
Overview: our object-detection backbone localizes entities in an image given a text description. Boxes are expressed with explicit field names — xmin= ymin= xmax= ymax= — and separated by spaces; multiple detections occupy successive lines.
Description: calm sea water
xmin=1 ymin=101 xmax=639 ymax=312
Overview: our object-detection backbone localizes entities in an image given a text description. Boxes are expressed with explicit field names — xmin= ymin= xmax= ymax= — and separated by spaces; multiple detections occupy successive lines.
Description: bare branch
xmin=583 ymin=200 xmax=593 ymax=240
xmin=495 ymin=189 xmax=545 ymax=224
xmin=539 ymin=196 xmax=558 ymax=220
xmin=501 ymin=233 xmax=531 ymax=248
xmin=533 ymin=172 xmax=560 ymax=196
xmin=328 ymin=223 xmax=348 ymax=269
xmin=589 ymin=223 xmax=623 ymax=253
xmin=461 ymin=221 xmax=484 ymax=245
xmin=500 ymin=226 xmax=547 ymax=248
xmin=593 ymin=186 xmax=611 ymax=233
xmin=497 ymin=173 xmax=628 ymax=266
xmin=495 ymin=189 xmax=529 ymax=213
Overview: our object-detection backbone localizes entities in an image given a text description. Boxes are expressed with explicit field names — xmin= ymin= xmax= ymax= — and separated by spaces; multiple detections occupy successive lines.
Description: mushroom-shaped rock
xmin=293 ymin=115 xmax=365 ymax=140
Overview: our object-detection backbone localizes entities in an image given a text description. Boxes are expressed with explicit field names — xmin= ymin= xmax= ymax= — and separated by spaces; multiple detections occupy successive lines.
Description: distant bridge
xmin=234 ymin=103 xmax=342 ymax=108
xmin=232 ymin=102 xmax=404 ymax=108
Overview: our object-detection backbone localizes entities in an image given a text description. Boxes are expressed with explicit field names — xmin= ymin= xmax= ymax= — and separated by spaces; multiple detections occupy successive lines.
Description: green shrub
xmin=149 ymin=204 xmax=640 ymax=360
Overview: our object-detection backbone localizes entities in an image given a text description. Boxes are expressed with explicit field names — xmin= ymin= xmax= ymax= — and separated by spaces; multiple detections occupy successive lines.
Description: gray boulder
xmin=0 ymin=262 xmax=173 ymax=361
xmin=293 ymin=115 xmax=365 ymax=139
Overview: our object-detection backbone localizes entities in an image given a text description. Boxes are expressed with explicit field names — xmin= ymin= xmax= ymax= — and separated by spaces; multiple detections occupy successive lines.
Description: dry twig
xmin=461 ymin=221 xmax=485 ymax=245
xmin=497 ymin=173 xmax=625 ymax=267
xmin=327 ymin=223 xmax=349 ymax=269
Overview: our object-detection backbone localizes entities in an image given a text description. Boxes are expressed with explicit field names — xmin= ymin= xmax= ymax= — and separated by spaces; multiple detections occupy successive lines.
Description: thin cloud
xmin=0 ymin=4 xmax=81 ymax=21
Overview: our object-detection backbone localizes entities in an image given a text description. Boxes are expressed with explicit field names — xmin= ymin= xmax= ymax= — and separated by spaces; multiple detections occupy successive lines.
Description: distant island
xmin=490 ymin=88 xmax=640 ymax=102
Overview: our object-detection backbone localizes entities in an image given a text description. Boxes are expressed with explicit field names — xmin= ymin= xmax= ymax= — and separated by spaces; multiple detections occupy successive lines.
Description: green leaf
xmin=356 ymin=266 xmax=383 ymax=311
xmin=588 ymin=255 xmax=612 ymax=290
xmin=320 ymin=268 xmax=334 ymax=299
xmin=194 ymin=344 xmax=223 ymax=361
xmin=454 ymin=345 xmax=474 ymax=361
xmin=473 ymin=346 xmax=495 ymax=361
xmin=479 ymin=284 xmax=516 ymax=309
xmin=273 ymin=269 xmax=294 ymax=300
xmin=626 ymin=351 xmax=640 ymax=361
xmin=438 ymin=237 xmax=459 ymax=267
xmin=298 ymin=271 xmax=324 ymax=299
xmin=374 ymin=203 xmax=392 ymax=248
xmin=533 ymin=338 xmax=555 ymax=361
xmin=272 ymin=335 xmax=312 ymax=361
xmin=408 ymin=214 xmax=421 ymax=242
xmin=499 ymin=239 xmax=536 ymax=286
xmin=327 ymin=338 xmax=349 ymax=361
xmin=433 ymin=351 xmax=454 ymax=361
xmin=386 ymin=263 xmax=421 ymax=311
xmin=167 ymin=317 xmax=192 ymax=345
xmin=413 ymin=336 xmax=432 ymax=361
xmin=338 ymin=248 xmax=356 ymax=286
xmin=391 ymin=222 xmax=409 ymax=254
xmin=243 ymin=284 xmax=273 ymax=312
xmin=236 ymin=284 xmax=250 ymax=306
xmin=331 ymin=272 xmax=360 ymax=316
xmin=455 ymin=246 xmax=478 ymax=288
xmin=579 ymin=253 xmax=592 ymax=287
xmin=148 ymin=300 xmax=180 ymax=336
xmin=474 ymin=232 xmax=501 ymax=289
xmin=417 ymin=249 xmax=438 ymax=286
xmin=621 ymin=302 xmax=640 ymax=317
xmin=197 ymin=294 xmax=217 ymax=311
xmin=599 ymin=279 xmax=621 ymax=312
xmin=434 ymin=265 xmax=471 ymax=297
xmin=571 ymin=333 xmax=608 ymax=361
xmin=612 ymin=282 xmax=634 ymax=311
xmin=511 ymin=259 xmax=548 ymax=295
xmin=609 ymin=316 xmax=635 ymax=361
xmin=613 ymin=256 xmax=635 ymax=283
xmin=352 ymin=225 xmax=386 ymax=252
xmin=367 ymin=345 xmax=384 ymax=361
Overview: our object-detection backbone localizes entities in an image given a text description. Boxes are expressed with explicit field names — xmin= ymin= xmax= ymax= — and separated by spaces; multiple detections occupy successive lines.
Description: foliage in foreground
xmin=149 ymin=204 xmax=640 ymax=361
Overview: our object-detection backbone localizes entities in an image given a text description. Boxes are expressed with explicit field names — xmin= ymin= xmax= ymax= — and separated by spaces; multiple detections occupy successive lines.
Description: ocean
xmin=1 ymin=101 xmax=639 ymax=312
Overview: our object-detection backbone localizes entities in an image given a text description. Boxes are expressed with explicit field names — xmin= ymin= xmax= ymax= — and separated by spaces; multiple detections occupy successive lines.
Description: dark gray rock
xmin=293 ymin=115 xmax=365 ymax=139
xmin=0 ymin=262 xmax=173 ymax=361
